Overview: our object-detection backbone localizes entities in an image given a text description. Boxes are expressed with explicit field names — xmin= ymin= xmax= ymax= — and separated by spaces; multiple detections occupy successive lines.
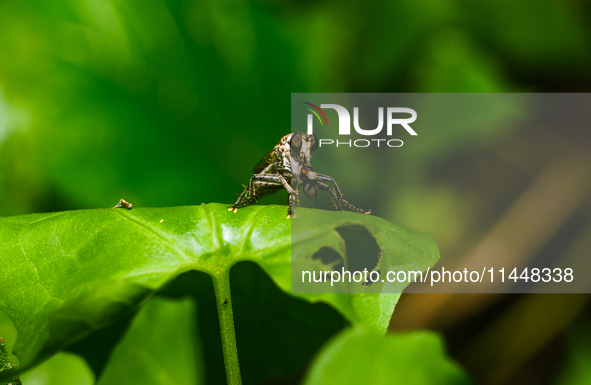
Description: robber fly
xmin=228 ymin=132 xmax=371 ymax=218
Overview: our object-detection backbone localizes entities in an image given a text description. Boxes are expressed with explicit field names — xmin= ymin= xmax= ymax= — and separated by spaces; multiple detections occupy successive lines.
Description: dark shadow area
xmin=231 ymin=261 xmax=348 ymax=385
xmin=64 ymin=310 xmax=137 ymax=379
xmin=156 ymin=270 xmax=226 ymax=385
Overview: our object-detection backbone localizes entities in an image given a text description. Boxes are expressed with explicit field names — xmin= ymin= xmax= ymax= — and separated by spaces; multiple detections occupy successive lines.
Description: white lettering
xmin=320 ymin=104 xmax=351 ymax=135
xmin=387 ymin=107 xmax=417 ymax=136
xmin=353 ymin=107 xmax=383 ymax=135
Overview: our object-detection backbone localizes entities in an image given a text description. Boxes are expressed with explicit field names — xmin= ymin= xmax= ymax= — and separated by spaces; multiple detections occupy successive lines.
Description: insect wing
xmin=253 ymin=150 xmax=275 ymax=173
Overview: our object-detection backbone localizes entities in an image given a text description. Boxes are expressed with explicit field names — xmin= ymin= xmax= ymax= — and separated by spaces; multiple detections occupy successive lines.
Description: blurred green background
xmin=1 ymin=0 xmax=591 ymax=384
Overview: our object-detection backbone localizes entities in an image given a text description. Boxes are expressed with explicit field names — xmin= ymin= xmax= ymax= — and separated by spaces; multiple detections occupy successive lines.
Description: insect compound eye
xmin=310 ymin=134 xmax=319 ymax=153
xmin=290 ymin=133 xmax=302 ymax=151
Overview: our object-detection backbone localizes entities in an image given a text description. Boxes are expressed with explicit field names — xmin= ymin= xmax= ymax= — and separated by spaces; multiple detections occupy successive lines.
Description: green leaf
xmin=0 ymin=203 xmax=438 ymax=379
xmin=97 ymin=297 xmax=203 ymax=385
xmin=303 ymin=328 xmax=473 ymax=385
xmin=0 ymin=337 xmax=21 ymax=385
xmin=19 ymin=352 xmax=94 ymax=385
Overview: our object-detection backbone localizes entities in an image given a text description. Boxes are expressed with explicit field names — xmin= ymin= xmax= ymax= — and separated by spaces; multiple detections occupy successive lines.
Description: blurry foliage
xmin=96 ymin=297 xmax=202 ymax=385
xmin=1 ymin=0 xmax=591 ymax=384
xmin=20 ymin=352 xmax=94 ymax=385
xmin=554 ymin=316 xmax=591 ymax=385
xmin=0 ymin=0 xmax=590 ymax=217
xmin=303 ymin=328 xmax=472 ymax=385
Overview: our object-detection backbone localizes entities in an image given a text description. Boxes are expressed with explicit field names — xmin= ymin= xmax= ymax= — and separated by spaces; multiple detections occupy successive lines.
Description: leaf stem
xmin=213 ymin=269 xmax=242 ymax=385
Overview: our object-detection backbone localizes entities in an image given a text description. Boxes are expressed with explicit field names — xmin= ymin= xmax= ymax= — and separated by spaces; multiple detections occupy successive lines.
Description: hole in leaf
xmin=334 ymin=225 xmax=381 ymax=273
xmin=312 ymin=246 xmax=343 ymax=266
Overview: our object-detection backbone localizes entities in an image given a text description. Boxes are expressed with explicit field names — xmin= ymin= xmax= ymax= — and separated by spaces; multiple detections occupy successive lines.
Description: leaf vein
xmin=112 ymin=210 xmax=192 ymax=263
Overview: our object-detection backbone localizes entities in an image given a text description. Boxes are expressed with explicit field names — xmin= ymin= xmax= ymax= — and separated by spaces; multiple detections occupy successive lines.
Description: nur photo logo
xmin=302 ymin=101 xmax=418 ymax=148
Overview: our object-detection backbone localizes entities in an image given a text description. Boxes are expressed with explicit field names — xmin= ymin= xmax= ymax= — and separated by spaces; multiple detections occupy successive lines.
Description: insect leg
xmin=229 ymin=176 xmax=263 ymax=212
xmin=316 ymin=174 xmax=371 ymax=214
xmin=229 ymin=180 xmax=283 ymax=212
xmin=317 ymin=182 xmax=343 ymax=211
xmin=287 ymin=191 xmax=299 ymax=219
xmin=229 ymin=185 xmax=251 ymax=212
xmin=229 ymin=174 xmax=297 ymax=218
xmin=253 ymin=173 xmax=298 ymax=218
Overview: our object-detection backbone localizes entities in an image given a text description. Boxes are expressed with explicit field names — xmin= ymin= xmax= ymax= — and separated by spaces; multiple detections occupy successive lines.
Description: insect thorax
xmin=275 ymin=133 xmax=294 ymax=172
